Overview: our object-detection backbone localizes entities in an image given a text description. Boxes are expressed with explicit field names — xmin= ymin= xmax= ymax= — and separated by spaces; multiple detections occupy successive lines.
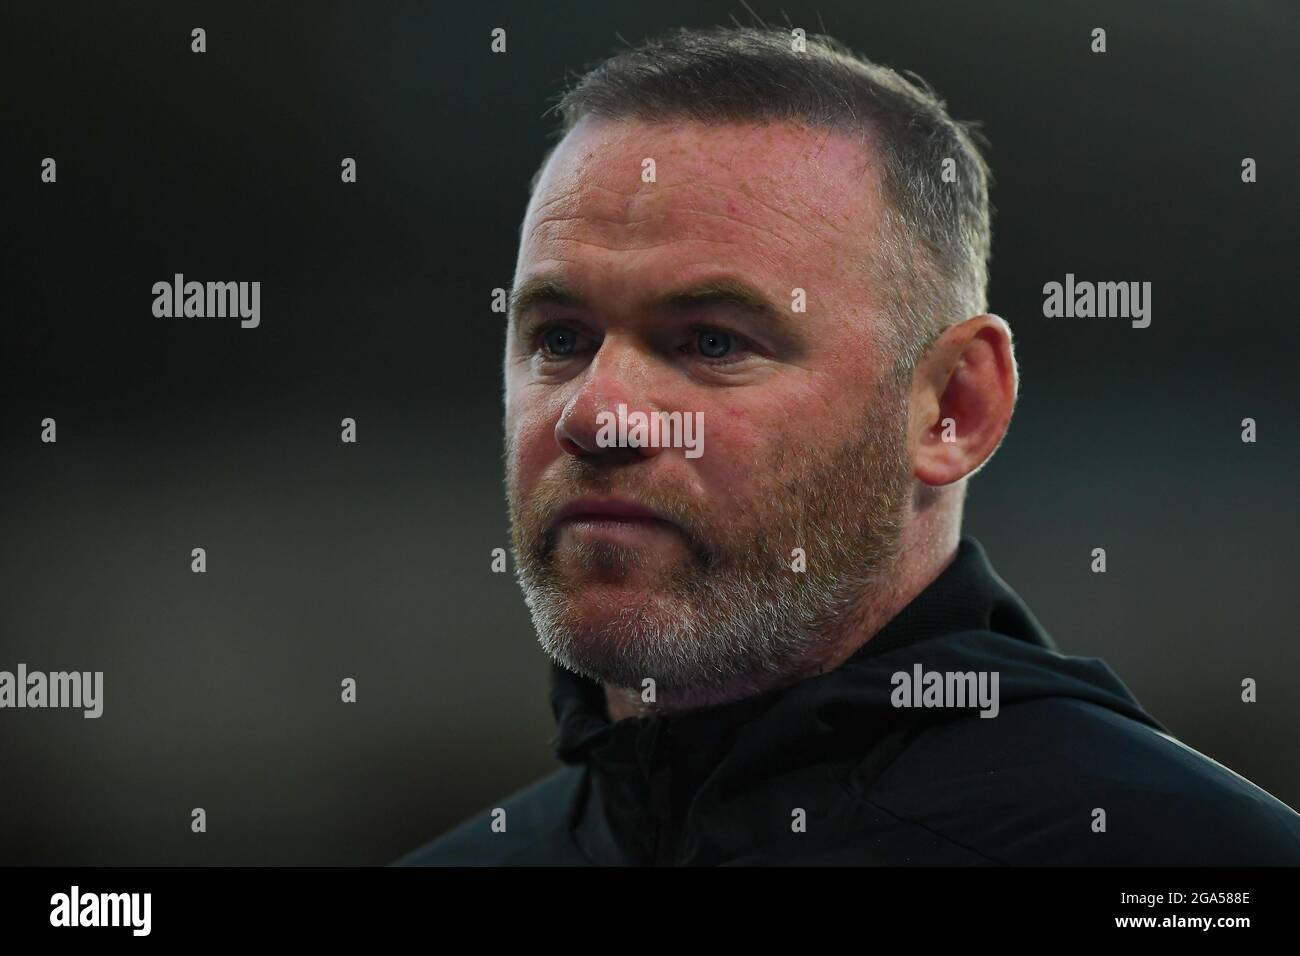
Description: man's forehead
xmin=524 ymin=117 xmax=880 ymax=245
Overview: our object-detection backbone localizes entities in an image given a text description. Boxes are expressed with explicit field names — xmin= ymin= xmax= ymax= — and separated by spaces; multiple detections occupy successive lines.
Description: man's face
xmin=504 ymin=117 xmax=916 ymax=694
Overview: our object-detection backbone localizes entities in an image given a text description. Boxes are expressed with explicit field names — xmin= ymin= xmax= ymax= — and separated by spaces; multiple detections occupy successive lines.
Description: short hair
xmin=530 ymin=25 xmax=995 ymax=373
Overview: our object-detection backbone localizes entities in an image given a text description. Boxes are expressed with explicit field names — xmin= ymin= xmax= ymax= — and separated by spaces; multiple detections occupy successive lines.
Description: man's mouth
xmin=552 ymin=496 xmax=677 ymax=530
xmin=549 ymin=497 xmax=686 ymax=553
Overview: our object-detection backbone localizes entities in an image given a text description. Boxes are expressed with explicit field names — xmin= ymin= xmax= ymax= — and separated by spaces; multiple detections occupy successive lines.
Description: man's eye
xmin=540 ymin=326 xmax=580 ymax=356
xmin=695 ymin=329 xmax=735 ymax=360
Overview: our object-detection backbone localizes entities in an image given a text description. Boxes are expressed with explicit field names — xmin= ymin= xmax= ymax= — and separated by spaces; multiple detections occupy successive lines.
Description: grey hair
xmin=531 ymin=25 xmax=995 ymax=374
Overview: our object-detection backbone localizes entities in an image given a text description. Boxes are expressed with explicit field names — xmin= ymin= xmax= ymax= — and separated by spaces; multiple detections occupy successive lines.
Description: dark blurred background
xmin=2 ymin=0 xmax=1297 ymax=864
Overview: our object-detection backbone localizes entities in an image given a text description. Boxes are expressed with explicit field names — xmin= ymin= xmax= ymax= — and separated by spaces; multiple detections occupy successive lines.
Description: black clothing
xmin=398 ymin=537 xmax=1300 ymax=865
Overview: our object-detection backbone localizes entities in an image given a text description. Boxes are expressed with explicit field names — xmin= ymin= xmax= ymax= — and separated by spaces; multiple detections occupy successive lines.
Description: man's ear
xmin=908 ymin=314 xmax=1018 ymax=487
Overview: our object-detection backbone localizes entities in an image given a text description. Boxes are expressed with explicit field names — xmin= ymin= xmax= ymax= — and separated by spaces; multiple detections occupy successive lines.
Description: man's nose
xmin=554 ymin=339 xmax=665 ymax=461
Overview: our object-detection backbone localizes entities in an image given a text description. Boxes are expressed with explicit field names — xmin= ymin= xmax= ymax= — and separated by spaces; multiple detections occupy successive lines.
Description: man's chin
xmin=555 ymin=581 xmax=673 ymax=628
xmin=531 ymin=586 xmax=686 ymax=686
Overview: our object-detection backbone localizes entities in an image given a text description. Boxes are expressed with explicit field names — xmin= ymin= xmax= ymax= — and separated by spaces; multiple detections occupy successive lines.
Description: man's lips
xmin=552 ymin=497 xmax=678 ymax=530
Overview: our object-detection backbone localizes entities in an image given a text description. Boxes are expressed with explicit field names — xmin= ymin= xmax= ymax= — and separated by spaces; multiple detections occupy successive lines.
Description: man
xmin=399 ymin=26 xmax=1300 ymax=865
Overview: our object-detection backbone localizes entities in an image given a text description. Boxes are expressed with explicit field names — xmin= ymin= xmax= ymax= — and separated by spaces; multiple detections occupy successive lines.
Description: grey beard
xmin=508 ymin=373 xmax=913 ymax=697
xmin=517 ymin=530 xmax=892 ymax=694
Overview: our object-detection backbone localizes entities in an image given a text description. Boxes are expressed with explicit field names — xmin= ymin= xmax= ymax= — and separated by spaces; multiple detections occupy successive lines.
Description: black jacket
xmin=398 ymin=537 xmax=1300 ymax=865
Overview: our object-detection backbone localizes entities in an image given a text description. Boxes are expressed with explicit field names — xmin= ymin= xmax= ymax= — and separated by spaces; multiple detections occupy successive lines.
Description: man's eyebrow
xmin=508 ymin=277 xmax=584 ymax=324
xmin=508 ymin=275 xmax=791 ymax=328
xmin=654 ymin=279 xmax=787 ymax=320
